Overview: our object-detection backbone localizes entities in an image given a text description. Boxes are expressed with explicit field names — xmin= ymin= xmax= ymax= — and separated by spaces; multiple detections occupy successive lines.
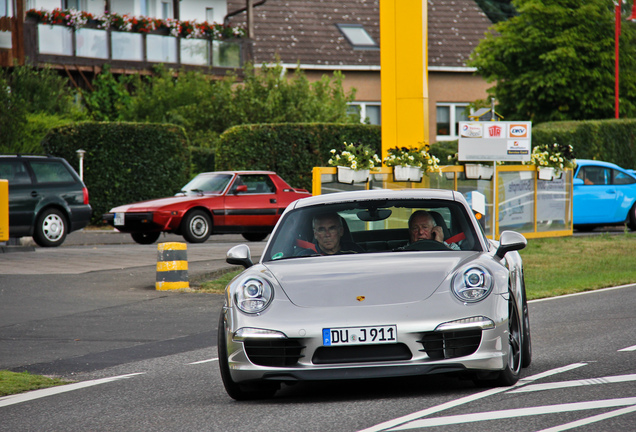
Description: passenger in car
xmin=407 ymin=210 xmax=461 ymax=250
xmin=311 ymin=213 xmax=364 ymax=255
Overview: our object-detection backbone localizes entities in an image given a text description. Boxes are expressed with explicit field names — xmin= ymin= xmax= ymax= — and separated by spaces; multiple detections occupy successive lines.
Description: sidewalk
xmin=0 ymin=229 xmax=266 ymax=276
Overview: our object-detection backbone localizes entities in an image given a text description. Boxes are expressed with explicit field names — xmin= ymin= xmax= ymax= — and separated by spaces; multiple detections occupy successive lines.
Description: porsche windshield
xmin=264 ymin=199 xmax=483 ymax=261
xmin=180 ymin=173 xmax=233 ymax=194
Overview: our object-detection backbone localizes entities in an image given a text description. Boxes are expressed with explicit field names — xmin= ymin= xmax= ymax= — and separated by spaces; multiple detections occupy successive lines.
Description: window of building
xmin=206 ymin=7 xmax=214 ymax=23
xmin=140 ymin=0 xmax=148 ymax=16
xmin=348 ymin=102 xmax=381 ymax=125
xmin=161 ymin=1 xmax=173 ymax=19
xmin=336 ymin=24 xmax=378 ymax=50
xmin=1 ymin=0 xmax=11 ymax=17
xmin=65 ymin=0 xmax=86 ymax=10
xmin=436 ymin=103 xmax=471 ymax=141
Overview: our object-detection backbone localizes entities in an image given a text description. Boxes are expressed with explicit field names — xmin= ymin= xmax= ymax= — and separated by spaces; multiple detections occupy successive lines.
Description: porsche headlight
xmin=452 ymin=266 xmax=493 ymax=303
xmin=234 ymin=277 xmax=273 ymax=314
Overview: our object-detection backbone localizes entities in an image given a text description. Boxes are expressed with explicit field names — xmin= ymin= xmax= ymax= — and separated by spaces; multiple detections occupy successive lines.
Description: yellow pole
xmin=380 ymin=0 xmax=429 ymax=162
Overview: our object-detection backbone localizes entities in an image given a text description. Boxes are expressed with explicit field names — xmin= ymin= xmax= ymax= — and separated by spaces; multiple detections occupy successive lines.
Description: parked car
xmin=217 ymin=189 xmax=531 ymax=400
xmin=573 ymin=159 xmax=636 ymax=231
xmin=102 ymin=171 xmax=311 ymax=244
xmin=0 ymin=154 xmax=92 ymax=247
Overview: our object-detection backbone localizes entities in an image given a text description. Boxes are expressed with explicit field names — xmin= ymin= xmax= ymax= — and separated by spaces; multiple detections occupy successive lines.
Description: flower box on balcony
xmin=337 ymin=166 xmax=370 ymax=184
xmin=393 ymin=165 xmax=423 ymax=182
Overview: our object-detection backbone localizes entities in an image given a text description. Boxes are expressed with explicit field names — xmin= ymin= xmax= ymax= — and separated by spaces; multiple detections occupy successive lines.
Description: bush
xmin=191 ymin=146 xmax=215 ymax=175
xmin=215 ymin=123 xmax=381 ymax=191
xmin=10 ymin=113 xmax=75 ymax=155
xmin=41 ymin=122 xmax=191 ymax=224
xmin=534 ymin=119 xmax=636 ymax=168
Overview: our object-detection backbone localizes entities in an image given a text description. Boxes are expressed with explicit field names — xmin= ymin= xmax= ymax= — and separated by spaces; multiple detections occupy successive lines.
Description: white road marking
xmin=528 ymin=283 xmax=636 ymax=304
xmin=509 ymin=373 xmax=636 ymax=393
xmin=357 ymin=363 xmax=587 ymax=432
xmin=0 ymin=372 xmax=144 ymax=408
xmin=188 ymin=358 xmax=218 ymax=365
xmin=618 ymin=345 xmax=636 ymax=352
xmin=536 ymin=404 xmax=636 ymax=432
xmin=388 ymin=397 xmax=636 ymax=430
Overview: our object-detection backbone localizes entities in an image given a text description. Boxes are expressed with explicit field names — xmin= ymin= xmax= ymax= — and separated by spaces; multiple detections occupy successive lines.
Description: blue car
xmin=573 ymin=159 xmax=636 ymax=231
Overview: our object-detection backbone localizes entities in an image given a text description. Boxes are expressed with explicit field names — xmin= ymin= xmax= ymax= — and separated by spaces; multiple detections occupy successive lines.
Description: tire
xmin=474 ymin=293 xmax=523 ymax=387
xmin=217 ymin=312 xmax=279 ymax=400
xmin=520 ymin=276 xmax=532 ymax=368
xmin=131 ymin=232 xmax=161 ymax=245
xmin=181 ymin=210 xmax=211 ymax=243
xmin=628 ymin=203 xmax=636 ymax=231
xmin=33 ymin=208 xmax=67 ymax=247
xmin=574 ymin=225 xmax=596 ymax=232
xmin=242 ymin=233 xmax=268 ymax=242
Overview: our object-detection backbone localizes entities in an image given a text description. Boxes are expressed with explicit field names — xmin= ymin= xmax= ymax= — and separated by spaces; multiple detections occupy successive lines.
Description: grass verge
xmin=0 ymin=371 xmax=71 ymax=397
xmin=520 ymin=232 xmax=636 ymax=300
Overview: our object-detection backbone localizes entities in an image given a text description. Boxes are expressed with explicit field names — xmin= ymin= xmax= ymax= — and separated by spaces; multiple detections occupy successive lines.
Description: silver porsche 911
xmin=217 ymin=189 xmax=532 ymax=400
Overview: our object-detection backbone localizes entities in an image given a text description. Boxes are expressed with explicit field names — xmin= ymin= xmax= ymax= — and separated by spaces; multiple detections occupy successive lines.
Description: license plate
xmin=114 ymin=212 xmax=125 ymax=226
xmin=322 ymin=325 xmax=397 ymax=346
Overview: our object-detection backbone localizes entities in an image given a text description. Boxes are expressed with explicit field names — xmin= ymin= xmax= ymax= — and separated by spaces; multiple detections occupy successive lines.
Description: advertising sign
xmin=458 ymin=121 xmax=532 ymax=162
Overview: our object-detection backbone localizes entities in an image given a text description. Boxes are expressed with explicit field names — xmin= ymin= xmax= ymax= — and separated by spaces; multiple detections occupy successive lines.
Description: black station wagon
xmin=0 ymin=155 xmax=92 ymax=247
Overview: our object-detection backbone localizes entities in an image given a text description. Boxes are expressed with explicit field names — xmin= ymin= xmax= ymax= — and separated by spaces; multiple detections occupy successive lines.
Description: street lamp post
xmin=76 ymin=149 xmax=86 ymax=181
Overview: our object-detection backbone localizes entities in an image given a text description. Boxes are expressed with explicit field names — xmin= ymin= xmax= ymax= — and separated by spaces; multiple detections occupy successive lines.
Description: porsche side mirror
xmin=234 ymin=185 xmax=248 ymax=194
xmin=573 ymin=178 xmax=584 ymax=186
xmin=226 ymin=244 xmax=254 ymax=269
xmin=495 ymin=231 xmax=527 ymax=259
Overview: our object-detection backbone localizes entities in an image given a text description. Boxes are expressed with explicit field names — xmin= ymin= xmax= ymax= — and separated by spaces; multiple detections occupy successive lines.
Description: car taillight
xmin=83 ymin=187 xmax=89 ymax=205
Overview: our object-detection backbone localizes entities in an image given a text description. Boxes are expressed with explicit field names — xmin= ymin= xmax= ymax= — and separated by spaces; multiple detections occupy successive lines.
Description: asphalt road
xmin=0 ymin=230 xmax=635 ymax=431
xmin=0 ymin=229 xmax=265 ymax=374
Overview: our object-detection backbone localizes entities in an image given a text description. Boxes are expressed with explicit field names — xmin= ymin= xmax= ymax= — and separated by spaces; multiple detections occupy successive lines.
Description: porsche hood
xmin=263 ymin=253 xmax=478 ymax=308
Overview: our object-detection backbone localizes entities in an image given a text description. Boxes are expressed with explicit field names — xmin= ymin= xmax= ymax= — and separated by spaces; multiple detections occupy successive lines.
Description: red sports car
xmin=102 ymin=171 xmax=311 ymax=244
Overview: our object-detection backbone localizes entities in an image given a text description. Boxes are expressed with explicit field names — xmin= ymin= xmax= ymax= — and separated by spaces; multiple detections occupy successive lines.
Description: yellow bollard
xmin=156 ymin=242 xmax=189 ymax=290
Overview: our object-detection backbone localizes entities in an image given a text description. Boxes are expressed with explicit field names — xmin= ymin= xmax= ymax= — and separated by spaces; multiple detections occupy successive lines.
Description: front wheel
xmin=33 ymin=208 xmax=67 ymax=247
xmin=131 ymin=232 xmax=161 ymax=245
xmin=217 ymin=312 xmax=279 ymax=400
xmin=474 ymin=294 xmax=523 ymax=387
xmin=181 ymin=210 xmax=211 ymax=243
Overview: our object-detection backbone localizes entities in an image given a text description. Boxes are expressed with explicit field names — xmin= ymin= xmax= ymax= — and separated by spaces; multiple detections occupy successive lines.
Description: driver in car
xmin=313 ymin=213 xmax=364 ymax=255
xmin=408 ymin=210 xmax=461 ymax=250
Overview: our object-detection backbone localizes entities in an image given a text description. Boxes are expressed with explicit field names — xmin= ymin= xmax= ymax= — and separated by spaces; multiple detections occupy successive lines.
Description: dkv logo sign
xmin=509 ymin=124 xmax=528 ymax=138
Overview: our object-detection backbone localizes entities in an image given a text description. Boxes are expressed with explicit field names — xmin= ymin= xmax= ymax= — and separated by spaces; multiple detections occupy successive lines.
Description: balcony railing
xmin=24 ymin=20 xmax=243 ymax=71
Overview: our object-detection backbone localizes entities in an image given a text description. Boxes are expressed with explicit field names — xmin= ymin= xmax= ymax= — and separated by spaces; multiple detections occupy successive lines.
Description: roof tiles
xmin=226 ymin=0 xmax=492 ymax=68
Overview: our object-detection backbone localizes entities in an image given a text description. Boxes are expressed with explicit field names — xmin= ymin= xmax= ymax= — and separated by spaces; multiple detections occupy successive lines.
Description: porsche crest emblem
xmin=356 ymin=296 xmax=366 ymax=302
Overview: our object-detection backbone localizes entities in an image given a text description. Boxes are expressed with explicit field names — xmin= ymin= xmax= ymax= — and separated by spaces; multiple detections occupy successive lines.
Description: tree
xmin=118 ymin=63 xmax=358 ymax=147
xmin=475 ymin=0 xmax=518 ymax=23
xmin=469 ymin=0 xmax=636 ymax=122
xmin=0 ymin=66 xmax=79 ymax=153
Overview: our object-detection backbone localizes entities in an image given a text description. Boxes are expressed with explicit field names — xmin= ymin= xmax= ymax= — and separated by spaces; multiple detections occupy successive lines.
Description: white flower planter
xmin=337 ymin=166 xmax=370 ymax=184
xmin=538 ymin=167 xmax=556 ymax=181
xmin=393 ymin=165 xmax=423 ymax=182
xmin=464 ymin=164 xmax=494 ymax=180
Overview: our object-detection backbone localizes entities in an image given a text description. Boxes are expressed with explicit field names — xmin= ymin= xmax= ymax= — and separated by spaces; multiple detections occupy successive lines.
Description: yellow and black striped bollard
xmin=156 ymin=242 xmax=189 ymax=290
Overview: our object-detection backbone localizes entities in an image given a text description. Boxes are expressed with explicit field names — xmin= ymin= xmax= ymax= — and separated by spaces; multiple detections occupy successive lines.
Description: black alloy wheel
xmin=217 ymin=312 xmax=280 ymax=400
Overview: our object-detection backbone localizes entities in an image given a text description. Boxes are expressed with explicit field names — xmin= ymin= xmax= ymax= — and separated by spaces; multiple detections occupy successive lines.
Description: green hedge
xmin=191 ymin=146 xmax=215 ymax=175
xmin=534 ymin=119 xmax=636 ymax=168
xmin=216 ymin=123 xmax=381 ymax=191
xmin=41 ymin=122 xmax=191 ymax=224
